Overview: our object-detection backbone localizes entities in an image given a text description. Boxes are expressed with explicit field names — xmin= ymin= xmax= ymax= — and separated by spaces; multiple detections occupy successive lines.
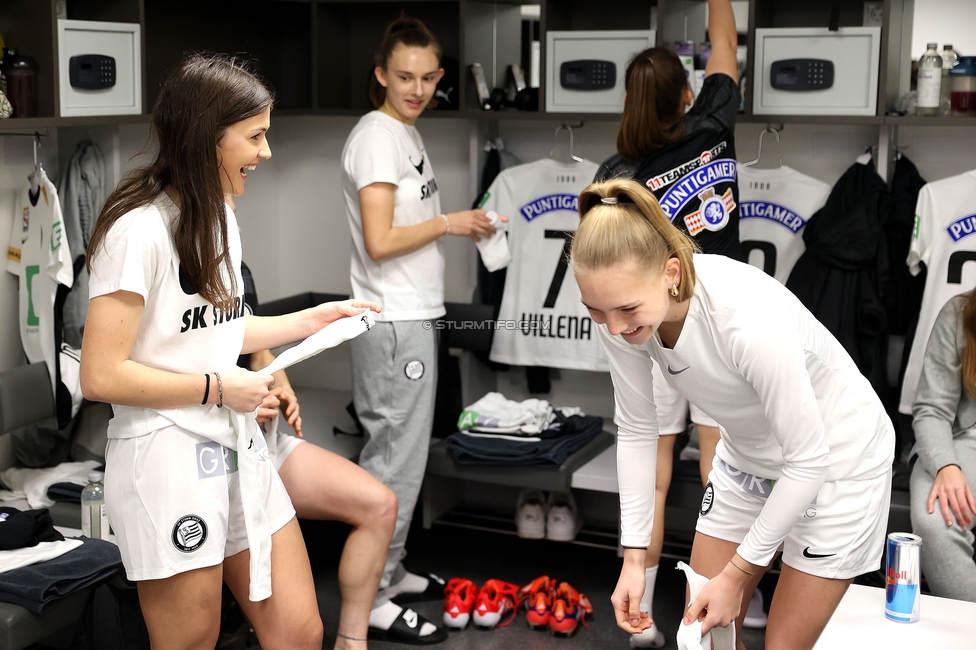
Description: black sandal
xmin=390 ymin=573 xmax=448 ymax=604
xmin=367 ymin=607 xmax=448 ymax=645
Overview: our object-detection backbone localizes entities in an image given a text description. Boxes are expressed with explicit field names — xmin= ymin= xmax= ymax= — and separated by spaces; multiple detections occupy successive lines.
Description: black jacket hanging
xmin=786 ymin=160 xmax=893 ymax=400
xmin=886 ymin=155 xmax=928 ymax=336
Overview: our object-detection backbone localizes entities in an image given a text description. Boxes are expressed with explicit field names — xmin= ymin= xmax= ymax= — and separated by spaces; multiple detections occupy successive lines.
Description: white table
xmin=814 ymin=584 xmax=976 ymax=648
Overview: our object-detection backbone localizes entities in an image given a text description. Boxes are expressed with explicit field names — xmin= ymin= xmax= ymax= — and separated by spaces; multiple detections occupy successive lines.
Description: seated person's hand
xmin=274 ymin=383 xmax=303 ymax=438
xmin=256 ymin=390 xmax=281 ymax=427
xmin=928 ymin=464 xmax=976 ymax=528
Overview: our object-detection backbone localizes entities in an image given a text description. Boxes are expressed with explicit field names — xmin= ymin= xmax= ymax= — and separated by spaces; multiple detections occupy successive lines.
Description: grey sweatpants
xmin=351 ymin=320 xmax=437 ymax=604
xmin=910 ymin=435 xmax=976 ymax=603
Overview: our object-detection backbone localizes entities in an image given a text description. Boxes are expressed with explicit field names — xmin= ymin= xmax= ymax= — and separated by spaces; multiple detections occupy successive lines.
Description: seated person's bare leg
xmin=223 ymin=517 xmax=324 ymax=650
xmin=278 ymin=443 xmax=397 ymax=648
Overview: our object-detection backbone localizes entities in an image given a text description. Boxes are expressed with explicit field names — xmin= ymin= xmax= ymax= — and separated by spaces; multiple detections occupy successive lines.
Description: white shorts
xmin=271 ymin=429 xmax=304 ymax=472
xmin=652 ymin=360 xmax=718 ymax=434
xmin=105 ymin=425 xmax=296 ymax=582
xmin=695 ymin=458 xmax=892 ymax=580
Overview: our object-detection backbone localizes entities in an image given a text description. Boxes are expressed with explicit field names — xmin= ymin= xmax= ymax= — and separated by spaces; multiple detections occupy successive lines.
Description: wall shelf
xmin=884 ymin=115 xmax=976 ymax=127
xmin=739 ymin=114 xmax=885 ymax=125
xmin=0 ymin=114 xmax=151 ymax=130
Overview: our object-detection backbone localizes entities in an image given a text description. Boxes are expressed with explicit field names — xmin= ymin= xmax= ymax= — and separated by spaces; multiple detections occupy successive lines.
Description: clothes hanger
xmin=549 ymin=123 xmax=584 ymax=163
xmin=856 ymin=145 xmax=873 ymax=166
xmin=740 ymin=125 xmax=782 ymax=167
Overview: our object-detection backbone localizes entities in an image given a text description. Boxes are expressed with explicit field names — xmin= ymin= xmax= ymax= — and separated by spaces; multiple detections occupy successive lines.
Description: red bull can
xmin=885 ymin=533 xmax=922 ymax=623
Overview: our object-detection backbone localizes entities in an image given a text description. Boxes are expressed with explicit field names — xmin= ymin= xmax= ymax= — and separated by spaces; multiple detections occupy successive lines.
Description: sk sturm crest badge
xmin=700 ymin=482 xmax=715 ymax=516
xmin=684 ymin=188 xmax=736 ymax=236
xmin=173 ymin=515 xmax=208 ymax=552
xmin=404 ymin=360 xmax=425 ymax=380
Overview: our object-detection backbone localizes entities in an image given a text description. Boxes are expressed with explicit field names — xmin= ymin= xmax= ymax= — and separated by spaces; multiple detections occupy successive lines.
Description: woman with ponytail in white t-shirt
xmin=340 ymin=16 xmax=503 ymax=645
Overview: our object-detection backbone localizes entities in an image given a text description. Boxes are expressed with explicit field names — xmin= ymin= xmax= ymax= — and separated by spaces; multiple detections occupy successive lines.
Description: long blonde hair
xmin=571 ymin=178 xmax=698 ymax=301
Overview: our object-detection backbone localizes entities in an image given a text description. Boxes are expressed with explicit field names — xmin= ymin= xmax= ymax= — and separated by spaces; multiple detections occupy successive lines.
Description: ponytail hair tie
xmin=601 ymin=196 xmax=619 ymax=205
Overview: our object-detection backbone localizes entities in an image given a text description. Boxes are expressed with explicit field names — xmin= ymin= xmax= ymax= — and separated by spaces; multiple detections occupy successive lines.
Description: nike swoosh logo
xmin=802 ymin=547 xmax=836 ymax=559
xmin=667 ymin=365 xmax=690 ymax=375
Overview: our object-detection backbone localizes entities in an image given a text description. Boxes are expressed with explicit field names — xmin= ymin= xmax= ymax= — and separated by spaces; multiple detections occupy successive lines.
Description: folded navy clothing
xmin=446 ymin=415 xmax=603 ymax=466
xmin=47 ymin=482 xmax=84 ymax=504
xmin=0 ymin=507 xmax=64 ymax=550
xmin=0 ymin=537 xmax=123 ymax=613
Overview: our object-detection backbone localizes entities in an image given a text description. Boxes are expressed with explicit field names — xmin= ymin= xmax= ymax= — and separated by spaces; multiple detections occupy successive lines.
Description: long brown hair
xmin=368 ymin=16 xmax=442 ymax=109
xmin=571 ymin=178 xmax=698 ymax=301
xmin=616 ymin=48 xmax=689 ymax=161
xmin=962 ymin=291 xmax=976 ymax=398
xmin=87 ymin=54 xmax=273 ymax=306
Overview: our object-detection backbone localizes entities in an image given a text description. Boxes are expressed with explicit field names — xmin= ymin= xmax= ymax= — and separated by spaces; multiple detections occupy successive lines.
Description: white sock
xmin=369 ymin=601 xmax=437 ymax=636
xmin=476 ymin=211 xmax=511 ymax=272
xmin=641 ymin=565 xmax=658 ymax=618
xmin=384 ymin=571 xmax=429 ymax=598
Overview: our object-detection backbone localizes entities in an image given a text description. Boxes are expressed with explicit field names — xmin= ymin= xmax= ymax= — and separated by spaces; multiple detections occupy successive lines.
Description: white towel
xmin=675 ymin=561 xmax=736 ymax=650
xmin=0 ymin=460 xmax=101 ymax=508
xmin=0 ymin=539 xmax=84 ymax=574
xmin=476 ymin=211 xmax=511 ymax=272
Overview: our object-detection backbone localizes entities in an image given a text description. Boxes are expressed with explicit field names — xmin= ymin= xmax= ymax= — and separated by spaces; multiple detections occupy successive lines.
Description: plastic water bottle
xmin=81 ymin=471 xmax=109 ymax=540
xmin=940 ymin=44 xmax=958 ymax=116
xmin=917 ymin=43 xmax=943 ymax=117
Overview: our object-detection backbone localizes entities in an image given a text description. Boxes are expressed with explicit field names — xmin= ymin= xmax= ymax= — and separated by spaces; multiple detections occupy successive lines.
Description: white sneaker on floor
xmin=516 ymin=489 xmax=547 ymax=539
xmin=629 ymin=622 xmax=666 ymax=648
xmin=742 ymin=589 xmax=767 ymax=629
xmin=545 ymin=492 xmax=582 ymax=542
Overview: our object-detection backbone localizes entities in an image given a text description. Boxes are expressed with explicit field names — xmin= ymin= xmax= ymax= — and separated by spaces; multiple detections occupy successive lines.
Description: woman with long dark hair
xmin=82 ymin=54 xmax=378 ymax=649
xmin=596 ymin=2 xmax=743 ymax=645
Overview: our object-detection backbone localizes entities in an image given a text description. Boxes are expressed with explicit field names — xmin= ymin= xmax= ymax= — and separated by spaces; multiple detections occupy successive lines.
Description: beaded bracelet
xmin=729 ymin=557 xmax=755 ymax=576
xmin=214 ymin=371 xmax=223 ymax=408
xmin=438 ymin=213 xmax=450 ymax=234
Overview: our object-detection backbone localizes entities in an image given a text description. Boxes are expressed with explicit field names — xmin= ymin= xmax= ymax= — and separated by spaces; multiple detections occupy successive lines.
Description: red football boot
xmin=442 ymin=577 xmax=478 ymax=629
xmin=520 ymin=575 xmax=557 ymax=629
xmin=472 ymin=579 xmax=523 ymax=628
xmin=549 ymin=581 xmax=592 ymax=636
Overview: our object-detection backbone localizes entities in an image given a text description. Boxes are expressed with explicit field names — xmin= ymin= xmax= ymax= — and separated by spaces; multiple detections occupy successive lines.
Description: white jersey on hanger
xmin=6 ymin=168 xmax=73 ymax=394
xmin=482 ymin=157 xmax=608 ymax=372
xmin=737 ymin=165 xmax=830 ymax=284
xmin=603 ymin=255 xmax=893 ymax=564
xmin=900 ymin=169 xmax=976 ymax=414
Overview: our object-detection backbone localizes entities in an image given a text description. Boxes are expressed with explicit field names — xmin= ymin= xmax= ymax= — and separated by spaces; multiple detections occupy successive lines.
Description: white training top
xmin=899 ymin=169 xmax=976 ymax=414
xmin=603 ymin=255 xmax=894 ymax=565
xmin=484 ymin=157 xmax=608 ymax=372
xmin=737 ymin=165 xmax=831 ymax=284
xmin=341 ymin=110 xmax=445 ymax=322
xmin=88 ymin=193 xmax=246 ymax=439
xmin=6 ymin=169 xmax=73 ymax=394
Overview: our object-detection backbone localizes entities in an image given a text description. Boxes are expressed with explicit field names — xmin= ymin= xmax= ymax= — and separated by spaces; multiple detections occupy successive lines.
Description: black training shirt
xmin=597 ymin=73 xmax=742 ymax=260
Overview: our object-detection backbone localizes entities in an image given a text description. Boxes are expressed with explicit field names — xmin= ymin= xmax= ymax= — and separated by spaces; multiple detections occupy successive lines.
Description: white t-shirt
xmin=484 ymin=158 xmax=608 ymax=372
xmin=737 ymin=165 xmax=831 ymax=284
xmin=6 ymin=169 xmax=73 ymax=394
xmin=900 ymin=169 xmax=976 ymax=414
xmin=341 ymin=111 xmax=445 ymax=322
xmin=88 ymin=193 xmax=246 ymax=439
xmin=603 ymin=255 xmax=894 ymax=564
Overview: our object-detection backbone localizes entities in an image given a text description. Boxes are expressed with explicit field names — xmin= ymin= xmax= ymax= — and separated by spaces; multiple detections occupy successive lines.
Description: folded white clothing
xmin=458 ymin=392 xmax=554 ymax=434
xmin=0 ymin=460 xmax=102 ymax=509
xmin=675 ymin=562 xmax=736 ymax=650
xmin=459 ymin=431 xmax=542 ymax=443
xmin=262 ymin=310 xmax=376 ymax=375
xmin=0 ymin=539 xmax=83 ymax=575
xmin=477 ymin=211 xmax=511 ymax=272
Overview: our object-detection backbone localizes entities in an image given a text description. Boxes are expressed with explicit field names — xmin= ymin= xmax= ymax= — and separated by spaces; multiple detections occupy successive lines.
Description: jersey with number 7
xmin=482 ymin=157 xmax=608 ymax=372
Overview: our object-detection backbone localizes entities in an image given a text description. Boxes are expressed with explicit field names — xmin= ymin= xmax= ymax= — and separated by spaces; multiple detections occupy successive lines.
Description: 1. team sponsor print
xmin=172 ymin=515 xmax=208 ymax=553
